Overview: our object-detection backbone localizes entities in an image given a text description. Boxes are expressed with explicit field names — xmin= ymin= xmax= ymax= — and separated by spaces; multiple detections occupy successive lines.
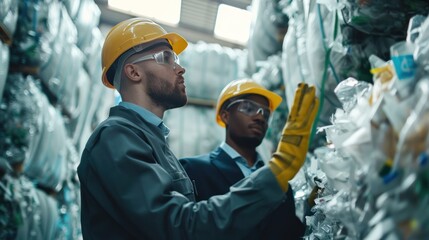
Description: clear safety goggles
xmin=131 ymin=50 xmax=180 ymax=69
xmin=226 ymin=99 xmax=271 ymax=121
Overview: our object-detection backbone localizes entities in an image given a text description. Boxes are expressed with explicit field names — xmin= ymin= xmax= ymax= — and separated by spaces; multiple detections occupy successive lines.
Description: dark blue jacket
xmin=180 ymin=146 xmax=306 ymax=240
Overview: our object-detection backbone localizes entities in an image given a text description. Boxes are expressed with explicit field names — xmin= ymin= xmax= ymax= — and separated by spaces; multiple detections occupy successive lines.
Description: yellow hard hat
xmin=101 ymin=18 xmax=188 ymax=89
xmin=216 ymin=79 xmax=283 ymax=127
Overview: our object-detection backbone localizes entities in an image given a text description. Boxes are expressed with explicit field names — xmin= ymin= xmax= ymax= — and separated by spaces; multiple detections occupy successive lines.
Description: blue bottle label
xmin=391 ymin=54 xmax=416 ymax=80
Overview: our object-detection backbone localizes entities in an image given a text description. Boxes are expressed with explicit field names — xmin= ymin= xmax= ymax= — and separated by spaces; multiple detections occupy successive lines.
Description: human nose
xmin=175 ymin=63 xmax=185 ymax=75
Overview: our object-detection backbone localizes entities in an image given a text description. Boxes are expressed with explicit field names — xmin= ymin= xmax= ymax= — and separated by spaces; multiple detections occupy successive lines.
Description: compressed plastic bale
xmin=73 ymin=84 xmax=103 ymax=154
xmin=14 ymin=176 xmax=59 ymax=240
xmin=63 ymin=0 xmax=81 ymax=19
xmin=181 ymin=42 xmax=246 ymax=101
xmin=246 ymin=0 xmax=288 ymax=75
xmin=180 ymin=42 xmax=208 ymax=100
xmin=341 ymin=0 xmax=429 ymax=39
xmin=164 ymin=105 xmax=224 ymax=158
xmin=83 ymin=27 xmax=103 ymax=78
xmin=24 ymin=94 xmax=68 ymax=192
xmin=73 ymin=0 xmax=100 ymax=51
xmin=58 ymin=45 xmax=84 ymax=104
xmin=63 ymin=68 xmax=91 ymax=145
xmin=39 ymin=6 xmax=80 ymax=102
xmin=76 ymin=81 xmax=114 ymax=154
xmin=10 ymin=0 xmax=62 ymax=68
xmin=0 ymin=74 xmax=44 ymax=167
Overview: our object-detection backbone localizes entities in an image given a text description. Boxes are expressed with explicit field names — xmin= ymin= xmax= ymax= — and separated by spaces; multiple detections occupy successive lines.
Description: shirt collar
xmin=220 ymin=141 xmax=265 ymax=167
xmin=119 ymin=101 xmax=170 ymax=138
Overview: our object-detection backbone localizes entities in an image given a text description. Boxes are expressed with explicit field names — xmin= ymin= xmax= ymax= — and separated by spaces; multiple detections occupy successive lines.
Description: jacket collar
xmin=210 ymin=147 xmax=244 ymax=185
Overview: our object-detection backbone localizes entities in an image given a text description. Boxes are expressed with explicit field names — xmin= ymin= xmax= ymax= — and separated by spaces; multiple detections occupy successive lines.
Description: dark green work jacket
xmin=78 ymin=106 xmax=285 ymax=240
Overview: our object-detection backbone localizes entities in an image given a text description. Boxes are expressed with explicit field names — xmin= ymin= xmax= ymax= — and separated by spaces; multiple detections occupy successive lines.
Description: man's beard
xmin=146 ymin=72 xmax=187 ymax=109
xmin=231 ymin=134 xmax=264 ymax=149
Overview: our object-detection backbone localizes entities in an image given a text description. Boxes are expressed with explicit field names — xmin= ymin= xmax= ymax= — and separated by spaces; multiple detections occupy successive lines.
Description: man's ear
xmin=123 ymin=63 xmax=142 ymax=82
xmin=220 ymin=109 xmax=230 ymax=126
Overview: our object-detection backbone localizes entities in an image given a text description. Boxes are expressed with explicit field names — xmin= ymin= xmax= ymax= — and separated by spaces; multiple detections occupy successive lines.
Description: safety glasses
xmin=131 ymin=50 xmax=180 ymax=69
xmin=226 ymin=99 xmax=271 ymax=121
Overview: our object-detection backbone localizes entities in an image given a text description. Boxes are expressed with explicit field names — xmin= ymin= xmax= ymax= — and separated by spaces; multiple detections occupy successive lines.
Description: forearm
xmin=89 ymin=136 xmax=284 ymax=239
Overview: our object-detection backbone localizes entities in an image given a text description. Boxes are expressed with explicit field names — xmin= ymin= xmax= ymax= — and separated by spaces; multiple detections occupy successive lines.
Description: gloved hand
xmin=269 ymin=83 xmax=319 ymax=192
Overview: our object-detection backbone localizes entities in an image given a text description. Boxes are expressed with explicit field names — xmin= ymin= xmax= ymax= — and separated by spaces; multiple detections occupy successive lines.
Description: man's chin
xmin=168 ymin=96 xmax=187 ymax=110
xmin=243 ymin=137 xmax=264 ymax=148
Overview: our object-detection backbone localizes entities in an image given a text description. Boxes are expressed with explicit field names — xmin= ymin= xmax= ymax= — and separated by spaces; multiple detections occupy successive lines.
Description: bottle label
xmin=391 ymin=54 xmax=416 ymax=81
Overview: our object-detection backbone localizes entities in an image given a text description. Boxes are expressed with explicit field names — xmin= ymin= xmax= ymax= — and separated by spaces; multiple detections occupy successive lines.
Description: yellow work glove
xmin=269 ymin=83 xmax=319 ymax=192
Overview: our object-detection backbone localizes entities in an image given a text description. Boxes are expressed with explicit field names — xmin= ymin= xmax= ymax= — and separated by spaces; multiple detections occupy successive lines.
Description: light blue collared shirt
xmin=220 ymin=141 xmax=265 ymax=177
xmin=118 ymin=101 xmax=170 ymax=138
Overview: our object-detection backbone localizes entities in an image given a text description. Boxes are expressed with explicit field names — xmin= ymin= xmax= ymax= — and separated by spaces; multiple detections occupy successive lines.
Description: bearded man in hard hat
xmin=77 ymin=17 xmax=319 ymax=240
xmin=180 ymin=79 xmax=306 ymax=239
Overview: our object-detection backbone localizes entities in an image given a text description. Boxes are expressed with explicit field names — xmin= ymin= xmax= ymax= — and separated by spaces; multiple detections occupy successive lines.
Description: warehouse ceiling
xmin=94 ymin=0 xmax=253 ymax=49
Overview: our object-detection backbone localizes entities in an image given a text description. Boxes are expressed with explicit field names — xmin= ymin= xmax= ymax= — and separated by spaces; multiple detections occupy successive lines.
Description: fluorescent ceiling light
xmin=214 ymin=4 xmax=251 ymax=46
xmin=108 ymin=0 xmax=181 ymax=25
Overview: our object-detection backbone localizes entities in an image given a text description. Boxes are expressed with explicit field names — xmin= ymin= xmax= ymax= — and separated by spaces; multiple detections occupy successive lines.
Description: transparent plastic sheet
xmin=73 ymin=85 xmax=103 ymax=154
xmin=83 ymin=27 xmax=103 ymax=79
xmin=0 ymin=41 xmax=9 ymax=101
xmin=406 ymin=15 xmax=427 ymax=43
xmin=317 ymin=146 xmax=356 ymax=192
xmin=391 ymin=78 xmax=429 ymax=174
xmin=319 ymin=78 xmax=373 ymax=171
xmin=73 ymin=0 xmax=100 ymax=51
xmin=339 ymin=0 xmax=429 ymax=39
xmin=368 ymin=54 xmax=395 ymax=105
xmin=0 ymin=74 xmax=44 ymax=166
xmin=62 ymin=0 xmax=82 ymax=19
xmin=39 ymin=4 xmax=77 ymax=77
xmin=322 ymin=190 xmax=365 ymax=239
xmin=61 ymin=62 xmax=88 ymax=121
xmin=63 ymin=68 xmax=91 ymax=145
xmin=0 ymin=0 xmax=19 ymax=42
xmin=289 ymin=163 xmax=309 ymax=221
xmin=93 ymin=87 xmax=115 ymax=127
xmin=290 ymin=152 xmax=328 ymax=222
xmin=245 ymin=0 xmax=289 ymax=75
xmin=334 ymin=77 xmax=372 ymax=113
xmin=414 ymin=15 xmax=429 ymax=78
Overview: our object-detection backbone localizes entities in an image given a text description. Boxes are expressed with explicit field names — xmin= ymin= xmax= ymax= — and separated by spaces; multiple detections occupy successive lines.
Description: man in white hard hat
xmin=77 ymin=17 xmax=319 ymax=239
